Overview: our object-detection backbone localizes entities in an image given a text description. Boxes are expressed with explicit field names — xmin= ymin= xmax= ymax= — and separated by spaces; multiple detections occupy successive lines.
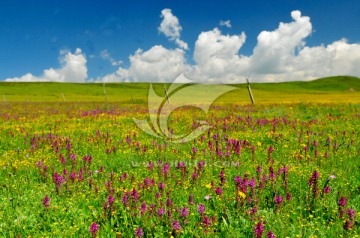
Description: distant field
xmin=0 ymin=75 xmax=359 ymax=104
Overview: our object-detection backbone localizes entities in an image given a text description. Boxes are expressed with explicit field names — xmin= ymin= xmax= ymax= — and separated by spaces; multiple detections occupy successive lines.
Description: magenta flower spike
xmin=89 ymin=222 xmax=99 ymax=237
xmin=197 ymin=203 xmax=206 ymax=215
xmin=42 ymin=194 xmax=50 ymax=208
xmin=134 ymin=227 xmax=144 ymax=237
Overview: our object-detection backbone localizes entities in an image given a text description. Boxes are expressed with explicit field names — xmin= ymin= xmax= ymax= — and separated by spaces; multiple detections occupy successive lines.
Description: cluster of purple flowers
xmin=308 ymin=171 xmax=320 ymax=198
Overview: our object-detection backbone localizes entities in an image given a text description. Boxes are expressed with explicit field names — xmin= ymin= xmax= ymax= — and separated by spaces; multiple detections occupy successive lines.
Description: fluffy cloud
xmin=293 ymin=39 xmax=360 ymax=79
xmin=219 ymin=20 xmax=231 ymax=28
xmin=5 ymin=48 xmax=87 ymax=82
xmin=158 ymin=9 xmax=188 ymax=50
xmin=96 ymin=9 xmax=360 ymax=83
xmin=248 ymin=10 xmax=312 ymax=75
xmin=190 ymin=28 xmax=247 ymax=83
xmin=100 ymin=45 xmax=187 ymax=82
xmin=188 ymin=10 xmax=360 ymax=82
xmin=245 ymin=11 xmax=360 ymax=82
xmin=8 ymin=9 xmax=360 ymax=84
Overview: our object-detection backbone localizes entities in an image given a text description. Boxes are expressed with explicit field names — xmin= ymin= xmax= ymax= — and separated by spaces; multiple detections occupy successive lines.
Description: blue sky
xmin=1 ymin=0 xmax=360 ymax=83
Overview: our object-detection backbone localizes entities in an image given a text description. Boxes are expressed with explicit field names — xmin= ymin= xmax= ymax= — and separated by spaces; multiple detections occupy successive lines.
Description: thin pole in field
xmin=103 ymin=82 xmax=108 ymax=103
xmin=246 ymin=78 xmax=255 ymax=104
xmin=164 ymin=84 xmax=170 ymax=104
xmin=131 ymin=93 xmax=134 ymax=102
xmin=62 ymin=92 xmax=66 ymax=102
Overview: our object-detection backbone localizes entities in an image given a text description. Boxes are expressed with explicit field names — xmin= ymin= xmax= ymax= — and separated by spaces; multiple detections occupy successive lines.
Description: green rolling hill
xmin=0 ymin=75 xmax=359 ymax=104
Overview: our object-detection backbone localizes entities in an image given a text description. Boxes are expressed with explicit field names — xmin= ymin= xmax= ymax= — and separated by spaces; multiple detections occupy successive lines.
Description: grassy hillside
xmin=251 ymin=75 xmax=360 ymax=91
xmin=0 ymin=75 xmax=359 ymax=104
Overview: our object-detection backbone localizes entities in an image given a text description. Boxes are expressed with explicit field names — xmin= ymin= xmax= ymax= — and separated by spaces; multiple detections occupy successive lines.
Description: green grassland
xmin=0 ymin=75 xmax=359 ymax=104
xmin=0 ymin=76 xmax=360 ymax=237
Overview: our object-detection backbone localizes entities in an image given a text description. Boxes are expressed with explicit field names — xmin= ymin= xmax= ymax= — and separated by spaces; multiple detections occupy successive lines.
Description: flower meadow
xmin=0 ymin=102 xmax=360 ymax=237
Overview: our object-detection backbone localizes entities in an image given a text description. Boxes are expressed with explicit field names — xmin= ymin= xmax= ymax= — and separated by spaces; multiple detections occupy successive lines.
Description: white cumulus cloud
xmin=189 ymin=28 xmax=247 ymax=83
xmin=93 ymin=9 xmax=360 ymax=83
xmin=11 ymin=9 xmax=359 ymax=84
xmin=100 ymin=45 xmax=187 ymax=82
xmin=248 ymin=10 xmax=312 ymax=76
xmin=158 ymin=9 xmax=188 ymax=50
xmin=246 ymin=11 xmax=360 ymax=82
xmin=5 ymin=48 xmax=87 ymax=82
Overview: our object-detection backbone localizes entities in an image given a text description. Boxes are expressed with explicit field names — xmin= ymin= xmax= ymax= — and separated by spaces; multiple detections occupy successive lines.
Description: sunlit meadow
xmin=0 ymin=79 xmax=360 ymax=237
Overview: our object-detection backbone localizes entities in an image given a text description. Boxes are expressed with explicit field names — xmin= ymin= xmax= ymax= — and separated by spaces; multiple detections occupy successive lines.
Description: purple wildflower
xmin=121 ymin=195 xmax=128 ymax=206
xmin=120 ymin=172 xmax=127 ymax=181
xmin=140 ymin=202 xmax=147 ymax=215
xmin=132 ymin=188 xmax=140 ymax=202
xmin=148 ymin=161 xmax=153 ymax=171
xmin=166 ymin=197 xmax=173 ymax=207
xmin=197 ymin=161 xmax=205 ymax=172
xmin=60 ymin=154 xmax=66 ymax=165
xmin=338 ymin=196 xmax=347 ymax=207
xmin=269 ymin=167 xmax=275 ymax=180
xmin=158 ymin=182 xmax=165 ymax=191
xmin=198 ymin=203 xmax=206 ymax=215
xmin=162 ymin=163 xmax=170 ymax=177
xmin=215 ymin=187 xmax=223 ymax=195
xmin=42 ymin=194 xmax=50 ymax=208
xmin=157 ymin=208 xmax=165 ymax=217
xmin=78 ymin=169 xmax=84 ymax=182
xmin=52 ymin=172 xmax=66 ymax=193
xmin=254 ymin=221 xmax=265 ymax=238
xmin=347 ymin=208 xmax=356 ymax=220
xmin=323 ymin=186 xmax=331 ymax=194
xmin=219 ymin=170 xmax=226 ymax=184
xmin=191 ymin=171 xmax=198 ymax=181
xmin=70 ymin=153 xmax=76 ymax=161
xmin=69 ymin=172 xmax=76 ymax=183
xmin=274 ymin=195 xmax=283 ymax=205
xmin=172 ymin=220 xmax=182 ymax=232
xmin=266 ymin=231 xmax=276 ymax=238
xmin=107 ymin=195 xmax=114 ymax=205
xmin=188 ymin=194 xmax=194 ymax=205
xmin=202 ymin=216 xmax=211 ymax=228
xmin=344 ymin=220 xmax=353 ymax=230
xmin=250 ymin=207 xmax=257 ymax=215
xmin=89 ymin=222 xmax=99 ymax=237
xmin=234 ymin=175 xmax=241 ymax=185
xmin=268 ymin=145 xmax=274 ymax=154
xmin=180 ymin=206 xmax=189 ymax=218
xmin=36 ymin=161 xmax=43 ymax=168
xmin=134 ymin=227 xmax=144 ymax=237
xmin=308 ymin=171 xmax=320 ymax=198
xmin=144 ymin=177 xmax=151 ymax=187
xmin=53 ymin=172 xmax=66 ymax=186
xmin=248 ymin=178 xmax=256 ymax=188
xmin=286 ymin=193 xmax=292 ymax=201
xmin=256 ymin=165 xmax=262 ymax=174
